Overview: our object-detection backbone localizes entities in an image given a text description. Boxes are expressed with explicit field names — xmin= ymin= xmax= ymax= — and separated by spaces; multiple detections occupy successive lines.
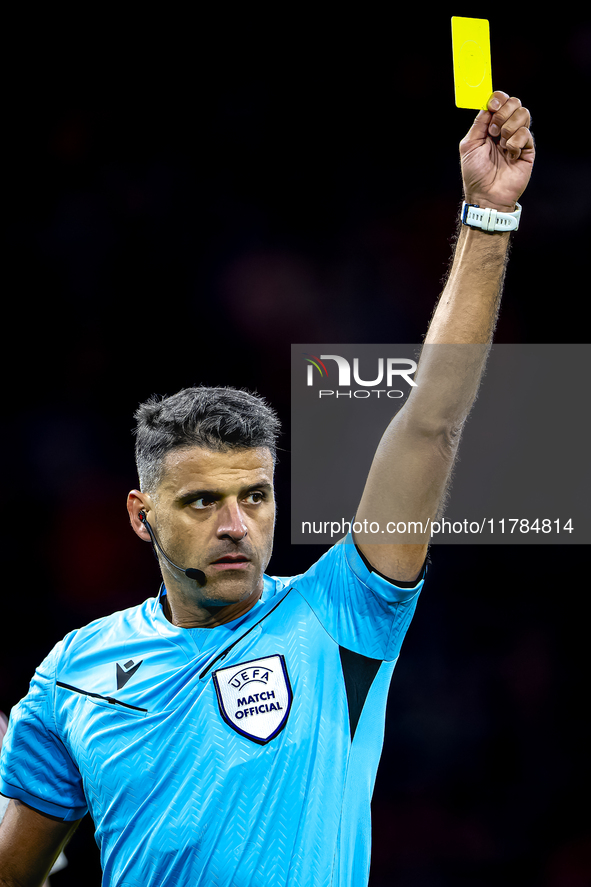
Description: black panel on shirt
xmin=338 ymin=647 xmax=382 ymax=741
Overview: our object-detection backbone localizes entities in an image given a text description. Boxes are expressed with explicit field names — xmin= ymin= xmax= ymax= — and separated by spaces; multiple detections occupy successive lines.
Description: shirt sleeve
xmin=289 ymin=530 xmax=425 ymax=661
xmin=0 ymin=641 xmax=87 ymax=821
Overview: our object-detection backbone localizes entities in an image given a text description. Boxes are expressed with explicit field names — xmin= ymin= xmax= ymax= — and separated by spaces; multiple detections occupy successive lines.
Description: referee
xmin=0 ymin=91 xmax=534 ymax=886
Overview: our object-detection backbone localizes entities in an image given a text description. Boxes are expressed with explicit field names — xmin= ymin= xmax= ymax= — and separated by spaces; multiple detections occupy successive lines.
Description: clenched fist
xmin=460 ymin=91 xmax=535 ymax=213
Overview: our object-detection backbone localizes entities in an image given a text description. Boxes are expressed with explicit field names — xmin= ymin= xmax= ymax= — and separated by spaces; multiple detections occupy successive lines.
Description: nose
xmin=216 ymin=500 xmax=248 ymax=542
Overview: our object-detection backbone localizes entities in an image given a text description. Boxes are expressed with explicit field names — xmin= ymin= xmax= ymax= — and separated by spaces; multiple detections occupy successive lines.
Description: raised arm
xmin=355 ymin=91 xmax=535 ymax=582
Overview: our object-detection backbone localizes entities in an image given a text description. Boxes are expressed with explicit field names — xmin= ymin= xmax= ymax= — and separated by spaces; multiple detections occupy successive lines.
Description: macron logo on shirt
xmin=116 ymin=659 xmax=143 ymax=690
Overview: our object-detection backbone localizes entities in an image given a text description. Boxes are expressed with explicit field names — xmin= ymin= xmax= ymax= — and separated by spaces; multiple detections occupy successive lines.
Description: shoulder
xmin=265 ymin=533 xmax=427 ymax=600
xmin=265 ymin=532 xmax=425 ymax=608
xmin=264 ymin=533 xmax=425 ymax=658
xmin=48 ymin=596 xmax=159 ymax=676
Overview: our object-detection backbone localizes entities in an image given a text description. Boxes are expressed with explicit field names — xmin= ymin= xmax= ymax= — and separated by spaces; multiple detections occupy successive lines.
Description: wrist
xmin=461 ymin=200 xmax=521 ymax=234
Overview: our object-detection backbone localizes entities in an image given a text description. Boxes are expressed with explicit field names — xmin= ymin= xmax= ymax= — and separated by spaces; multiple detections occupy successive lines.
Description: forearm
xmin=406 ymin=223 xmax=511 ymax=435
xmin=425 ymin=223 xmax=510 ymax=346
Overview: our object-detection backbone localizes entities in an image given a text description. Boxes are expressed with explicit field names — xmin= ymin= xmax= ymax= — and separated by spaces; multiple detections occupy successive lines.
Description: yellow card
xmin=451 ymin=16 xmax=493 ymax=110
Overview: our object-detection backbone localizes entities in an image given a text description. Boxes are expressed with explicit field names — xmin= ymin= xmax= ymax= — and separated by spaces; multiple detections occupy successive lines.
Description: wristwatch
xmin=461 ymin=201 xmax=522 ymax=233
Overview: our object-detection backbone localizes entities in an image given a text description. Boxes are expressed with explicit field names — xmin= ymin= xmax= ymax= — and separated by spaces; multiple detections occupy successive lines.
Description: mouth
xmin=209 ymin=554 xmax=251 ymax=571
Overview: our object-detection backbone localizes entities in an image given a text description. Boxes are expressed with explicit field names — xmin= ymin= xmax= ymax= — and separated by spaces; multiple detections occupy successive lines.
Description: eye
xmin=189 ymin=496 xmax=215 ymax=510
xmin=245 ymin=491 xmax=266 ymax=505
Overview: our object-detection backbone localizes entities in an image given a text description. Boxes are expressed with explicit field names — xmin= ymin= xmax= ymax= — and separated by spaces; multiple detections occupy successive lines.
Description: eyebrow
xmin=175 ymin=482 xmax=274 ymax=505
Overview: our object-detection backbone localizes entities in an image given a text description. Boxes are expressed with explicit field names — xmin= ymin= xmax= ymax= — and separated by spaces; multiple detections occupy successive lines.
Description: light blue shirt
xmin=0 ymin=534 xmax=424 ymax=886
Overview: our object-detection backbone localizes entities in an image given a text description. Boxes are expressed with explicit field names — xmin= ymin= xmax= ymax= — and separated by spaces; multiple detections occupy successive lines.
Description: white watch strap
xmin=462 ymin=201 xmax=522 ymax=232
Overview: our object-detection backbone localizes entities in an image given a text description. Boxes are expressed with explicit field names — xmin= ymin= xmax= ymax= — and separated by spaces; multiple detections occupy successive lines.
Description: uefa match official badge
xmin=213 ymin=655 xmax=292 ymax=744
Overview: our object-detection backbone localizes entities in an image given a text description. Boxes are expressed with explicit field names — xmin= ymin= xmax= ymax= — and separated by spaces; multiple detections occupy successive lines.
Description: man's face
xmin=148 ymin=445 xmax=276 ymax=619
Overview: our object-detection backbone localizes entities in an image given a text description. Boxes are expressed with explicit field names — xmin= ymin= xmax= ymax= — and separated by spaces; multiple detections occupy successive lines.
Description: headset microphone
xmin=138 ymin=511 xmax=207 ymax=586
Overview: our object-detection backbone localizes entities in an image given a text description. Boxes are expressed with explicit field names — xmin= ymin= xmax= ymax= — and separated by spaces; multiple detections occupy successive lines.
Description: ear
xmin=127 ymin=490 xmax=153 ymax=541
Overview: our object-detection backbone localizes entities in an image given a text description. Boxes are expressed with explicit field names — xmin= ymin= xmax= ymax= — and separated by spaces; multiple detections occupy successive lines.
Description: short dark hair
xmin=133 ymin=386 xmax=281 ymax=493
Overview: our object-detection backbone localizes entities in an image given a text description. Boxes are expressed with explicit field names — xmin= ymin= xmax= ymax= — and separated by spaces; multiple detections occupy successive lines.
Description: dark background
xmin=2 ymin=10 xmax=590 ymax=886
